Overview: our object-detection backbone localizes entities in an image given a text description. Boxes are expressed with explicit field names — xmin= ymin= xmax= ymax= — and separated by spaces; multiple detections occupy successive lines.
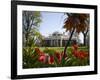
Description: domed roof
xmin=52 ymin=31 xmax=62 ymax=36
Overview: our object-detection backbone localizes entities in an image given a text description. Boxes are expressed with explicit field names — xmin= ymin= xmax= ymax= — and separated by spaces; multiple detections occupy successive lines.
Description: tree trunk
xmin=83 ymin=34 xmax=86 ymax=46
xmin=63 ymin=27 xmax=75 ymax=58
xmin=82 ymin=29 xmax=88 ymax=46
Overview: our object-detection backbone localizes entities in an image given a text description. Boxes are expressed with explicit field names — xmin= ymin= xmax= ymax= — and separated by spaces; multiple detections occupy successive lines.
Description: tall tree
xmin=81 ymin=18 xmax=89 ymax=46
xmin=63 ymin=13 xmax=89 ymax=57
xmin=23 ymin=11 xmax=42 ymax=47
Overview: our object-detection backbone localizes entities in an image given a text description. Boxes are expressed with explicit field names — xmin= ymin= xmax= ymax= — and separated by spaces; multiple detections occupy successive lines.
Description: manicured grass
xmin=39 ymin=47 xmax=89 ymax=52
xmin=39 ymin=47 xmax=64 ymax=52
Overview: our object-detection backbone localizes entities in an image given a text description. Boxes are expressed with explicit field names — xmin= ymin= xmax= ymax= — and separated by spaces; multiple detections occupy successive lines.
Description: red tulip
xmin=55 ymin=52 xmax=62 ymax=63
xmin=48 ymin=55 xmax=54 ymax=64
xmin=72 ymin=50 xmax=78 ymax=57
xmin=35 ymin=48 xmax=44 ymax=55
xmin=38 ymin=54 xmax=46 ymax=63
xmin=72 ymin=44 xmax=78 ymax=50
xmin=78 ymin=51 xmax=88 ymax=59
xmin=72 ymin=50 xmax=88 ymax=59
xmin=72 ymin=44 xmax=88 ymax=59
xmin=35 ymin=48 xmax=40 ymax=54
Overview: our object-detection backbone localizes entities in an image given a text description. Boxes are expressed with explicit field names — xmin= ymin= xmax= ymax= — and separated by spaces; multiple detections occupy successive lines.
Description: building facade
xmin=43 ymin=32 xmax=79 ymax=47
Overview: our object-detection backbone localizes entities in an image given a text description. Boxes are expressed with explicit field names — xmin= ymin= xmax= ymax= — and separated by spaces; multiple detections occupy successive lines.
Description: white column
xmin=60 ymin=38 xmax=62 ymax=47
xmin=50 ymin=39 xmax=52 ymax=47
xmin=56 ymin=39 xmax=58 ymax=47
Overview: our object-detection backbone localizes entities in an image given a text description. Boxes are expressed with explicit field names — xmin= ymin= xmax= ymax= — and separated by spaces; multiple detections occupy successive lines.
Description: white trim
xmin=17 ymin=5 xmax=95 ymax=75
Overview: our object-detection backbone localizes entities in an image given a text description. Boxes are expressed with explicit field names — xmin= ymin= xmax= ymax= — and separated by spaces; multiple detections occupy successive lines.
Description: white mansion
xmin=42 ymin=31 xmax=80 ymax=47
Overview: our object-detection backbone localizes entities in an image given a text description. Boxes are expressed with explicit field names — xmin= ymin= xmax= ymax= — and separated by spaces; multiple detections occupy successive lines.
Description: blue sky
xmin=38 ymin=11 xmax=83 ymax=43
xmin=39 ymin=12 xmax=67 ymax=37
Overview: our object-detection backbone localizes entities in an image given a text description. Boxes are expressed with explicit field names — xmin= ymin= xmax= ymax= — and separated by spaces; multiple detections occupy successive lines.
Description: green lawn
xmin=39 ymin=47 xmax=64 ymax=52
xmin=39 ymin=47 xmax=89 ymax=52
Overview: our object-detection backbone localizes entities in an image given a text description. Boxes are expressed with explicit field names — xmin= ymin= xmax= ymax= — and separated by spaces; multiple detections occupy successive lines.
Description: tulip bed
xmin=23 ymin=46 xmax=89 ymax=69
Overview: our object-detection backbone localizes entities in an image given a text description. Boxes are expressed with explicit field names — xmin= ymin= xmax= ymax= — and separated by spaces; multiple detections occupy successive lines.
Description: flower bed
xmin=23 ymin=45 xmax=89 ymax=68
